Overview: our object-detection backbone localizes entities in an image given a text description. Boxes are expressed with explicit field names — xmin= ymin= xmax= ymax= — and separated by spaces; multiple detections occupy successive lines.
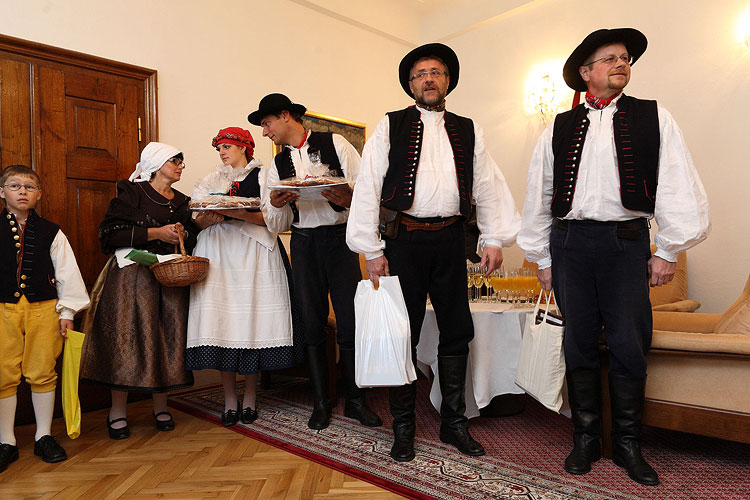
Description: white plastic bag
xmin=514 ymin=291 xmax=566 ymax=412
xmin=354 ymin=276 xmax=417 ymax=388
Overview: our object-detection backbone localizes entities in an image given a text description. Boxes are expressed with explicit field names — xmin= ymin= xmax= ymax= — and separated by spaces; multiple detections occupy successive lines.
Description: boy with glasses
xmin=518 ymin=28 xmax=710 ymax=486
xmin=0 ymin=165 xmax=89 ymax=473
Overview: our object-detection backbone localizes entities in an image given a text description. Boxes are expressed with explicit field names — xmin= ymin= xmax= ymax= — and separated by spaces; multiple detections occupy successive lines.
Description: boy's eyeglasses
xmin=3 ymin=183 xmax=40 ymax=192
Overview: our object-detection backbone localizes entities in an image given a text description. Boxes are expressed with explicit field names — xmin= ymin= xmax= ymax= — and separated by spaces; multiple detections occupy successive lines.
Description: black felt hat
xmin=247 ymin=93 xmax=307 ymax=126
xmin=563 ymin=28 xmax=648 ymax=92
xmin=398 ymin=43 xmax=460 ymax=98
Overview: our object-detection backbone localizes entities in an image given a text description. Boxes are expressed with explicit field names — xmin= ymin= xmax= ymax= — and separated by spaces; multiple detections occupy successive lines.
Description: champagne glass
xmin=490 ymin=270 xmax=502 ymax=303
xmin=482 ymin=271 xmax=494 ymax=302
xmin=472 ymin=266 xmax=484 ymax=302
xmin=467 ymin=267 xmax=475 ymax=302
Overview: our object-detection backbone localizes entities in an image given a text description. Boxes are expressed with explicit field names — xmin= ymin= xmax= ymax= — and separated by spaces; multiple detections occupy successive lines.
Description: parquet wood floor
xmin=0 ymin=399 xmax=404 ymax=499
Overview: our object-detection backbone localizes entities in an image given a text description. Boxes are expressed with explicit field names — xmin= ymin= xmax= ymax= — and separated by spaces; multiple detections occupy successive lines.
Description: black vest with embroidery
xmin=273 ymin=131 xmax=346 ymax=219
xmin=228 ymin=167 xmax=261 ymax=198
xmin=551 ymin=95 xmax=660 ymax=217
xmin=381 ymin=106 xmax=475 ymax=217
xmin=0 ymin=209 xmax=60 ymax=303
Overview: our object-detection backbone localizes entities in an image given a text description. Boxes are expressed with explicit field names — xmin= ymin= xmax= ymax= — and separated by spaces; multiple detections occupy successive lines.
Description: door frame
xmin=0 ymin=32 xmax=158 ymax=151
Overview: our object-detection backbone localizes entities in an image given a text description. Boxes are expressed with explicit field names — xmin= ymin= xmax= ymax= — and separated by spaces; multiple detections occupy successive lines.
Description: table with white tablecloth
xmin=416 ymin=302 xmax=532 ymax=418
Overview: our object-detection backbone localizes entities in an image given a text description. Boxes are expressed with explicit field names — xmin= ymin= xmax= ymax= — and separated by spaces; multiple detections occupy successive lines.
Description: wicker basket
xmin=150 ymin=226 xmax=209 ymax=287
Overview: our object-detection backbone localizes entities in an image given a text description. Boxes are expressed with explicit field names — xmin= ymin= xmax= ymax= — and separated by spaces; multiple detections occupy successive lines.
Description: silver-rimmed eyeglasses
xmin=168 ymin=158 xmax=186 ymax=169
xmin=3 ymin=183 xmax=39 ymax=192
xmin=410 ymin=69 xmax=449 ymax=81
xmin=584 ymin=54 xmax=634 ymax=67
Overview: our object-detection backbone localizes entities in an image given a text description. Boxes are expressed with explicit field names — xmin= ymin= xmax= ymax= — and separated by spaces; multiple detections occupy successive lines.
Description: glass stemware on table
xmin=466 ymin=265 xmax=543 ymax=306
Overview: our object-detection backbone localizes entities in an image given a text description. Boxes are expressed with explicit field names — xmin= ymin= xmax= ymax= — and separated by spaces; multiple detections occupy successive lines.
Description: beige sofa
xmin=601 ymin=273 xmax=750 ymax=455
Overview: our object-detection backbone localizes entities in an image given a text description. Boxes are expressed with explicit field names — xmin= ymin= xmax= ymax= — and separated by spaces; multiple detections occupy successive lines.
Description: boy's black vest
xmin=0 ymin=209 xmax=60 ymax=303
xmin=273 ymin=131 xmax=346 ymax=219
xmin=381 ymin=106 xmax=475 ymax=217
xmin=551 ymin=95 xmax=660 ymax=217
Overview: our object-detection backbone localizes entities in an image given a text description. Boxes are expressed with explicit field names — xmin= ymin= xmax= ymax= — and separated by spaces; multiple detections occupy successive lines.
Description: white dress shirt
xmin=347 ymin=106 xmax=521 ymax=260
xmin=264 ymin=131 xmax=360 ymax=230
xmin=518 ymin=94 xmax=710 ymax=269
xmin=50 ymin=230 xmax=90 ymax=320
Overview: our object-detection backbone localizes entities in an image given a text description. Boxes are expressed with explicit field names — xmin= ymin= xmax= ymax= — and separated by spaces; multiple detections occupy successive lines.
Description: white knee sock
xmin=0 ymin=395 xmax=17 ymax=446
xmin=31 ymin=390 xmax=56 ymax=441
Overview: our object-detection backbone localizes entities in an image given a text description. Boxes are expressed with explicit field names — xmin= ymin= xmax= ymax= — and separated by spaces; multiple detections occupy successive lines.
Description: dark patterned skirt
xmin=80 ymin=258 xmax=194 ymax=393
xmin=184 ymin=237 xmax=305 ymax=374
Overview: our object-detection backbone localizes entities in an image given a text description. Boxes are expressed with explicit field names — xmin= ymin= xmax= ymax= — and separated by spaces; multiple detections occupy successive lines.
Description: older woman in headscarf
xmin=80 ymin=141 xmax=205 ymax=439
xmin=185 ymin=127 xmax=303 ymax=426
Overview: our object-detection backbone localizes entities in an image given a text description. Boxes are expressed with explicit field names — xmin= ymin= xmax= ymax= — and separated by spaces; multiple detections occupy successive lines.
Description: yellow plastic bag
xmin=62 ymin=329 xmax=85 ymax=439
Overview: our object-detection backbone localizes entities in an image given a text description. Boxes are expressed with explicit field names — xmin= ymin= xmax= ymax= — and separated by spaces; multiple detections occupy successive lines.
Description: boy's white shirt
xmin=49 ymin=230 xmax=90 ymax=320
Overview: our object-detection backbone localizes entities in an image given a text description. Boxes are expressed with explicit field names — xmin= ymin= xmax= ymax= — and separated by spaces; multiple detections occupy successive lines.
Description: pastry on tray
xmin=189 ymin=195 xmax=261 ymax=211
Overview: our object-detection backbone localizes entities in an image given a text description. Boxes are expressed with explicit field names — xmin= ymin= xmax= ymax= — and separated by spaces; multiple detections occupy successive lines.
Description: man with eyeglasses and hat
xmin=248 ymin=93 xmax=382 ymax=432
xmin=518 ymin=28 xmax=710 ymax=486
xmin=347 ymin=43 xmax=520 ymax=462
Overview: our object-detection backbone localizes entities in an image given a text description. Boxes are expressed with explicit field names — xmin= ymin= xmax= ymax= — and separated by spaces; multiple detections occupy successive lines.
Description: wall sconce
xmin=525 ymin=60 xmax=567 ymax=123
xmin=736 ymin=7 xmax=750 ymax=48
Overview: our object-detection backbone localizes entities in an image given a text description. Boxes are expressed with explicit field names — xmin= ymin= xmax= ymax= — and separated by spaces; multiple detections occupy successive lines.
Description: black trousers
xmin=290 ymin=224 xmax=361 ymax=349
xmin=384 ymin=222 xmax=473 ymax=356
xmin=550 ymin=221 xmax=652 ymax=378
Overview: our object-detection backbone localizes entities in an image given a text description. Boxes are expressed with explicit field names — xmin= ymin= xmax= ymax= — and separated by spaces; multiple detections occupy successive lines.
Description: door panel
xmin=65 ymin=96 xmax=117 ymax=181
xmin=0 ymin=58 xmax=33 ymax=166
xmin=67 ymin=180 xmax=116 ymax=285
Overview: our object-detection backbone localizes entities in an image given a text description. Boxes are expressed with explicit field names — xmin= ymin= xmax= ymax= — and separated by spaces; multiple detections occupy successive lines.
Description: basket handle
xmin=176 ymin=225 xmax=187 ymax=257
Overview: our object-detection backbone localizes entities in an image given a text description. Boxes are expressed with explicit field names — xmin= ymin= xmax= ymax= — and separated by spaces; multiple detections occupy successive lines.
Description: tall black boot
xmin=339 ymin=348 xmax=382 ymax=427
xmin=564 ymin=369 xmax=602 ymax=474
xmin=437 ymin=355 xmax=485 ymax=456
xmin=609 ymin=375 xmax=659 ymax=486
xmin=389 ymin=381 xmax=417 ymax=462
xmin=306 ymin=344 xmax=331 ymax=430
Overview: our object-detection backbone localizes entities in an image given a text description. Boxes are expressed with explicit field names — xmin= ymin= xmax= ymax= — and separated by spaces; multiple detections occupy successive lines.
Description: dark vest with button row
xmin=273 ymin=131 xmax=346 ymax=219
xmin=551 ymin=95 xmax=660 ymax=217
xmin=381 ymin=106 xmax=475 ymax=217
xmin=0 ymin=209 xmax=59 ymax=303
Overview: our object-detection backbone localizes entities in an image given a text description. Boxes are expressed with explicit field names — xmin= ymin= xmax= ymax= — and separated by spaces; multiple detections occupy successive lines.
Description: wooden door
xmin=0 ymin=34 xmax=157 ymax=424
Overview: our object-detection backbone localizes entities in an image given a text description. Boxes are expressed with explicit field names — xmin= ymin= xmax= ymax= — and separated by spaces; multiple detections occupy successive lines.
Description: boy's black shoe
xmin=33 ymin=435 xmax=67 ymax=463
xmin=0 ymin=444 xmax=19 ymax=473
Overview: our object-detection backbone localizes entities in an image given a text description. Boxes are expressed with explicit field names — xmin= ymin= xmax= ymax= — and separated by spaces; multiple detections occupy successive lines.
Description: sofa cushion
xmin=714 ymin=273 xmax=750 ymax=335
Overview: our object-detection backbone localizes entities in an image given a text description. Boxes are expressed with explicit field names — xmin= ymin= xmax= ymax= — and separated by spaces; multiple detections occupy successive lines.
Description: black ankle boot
xmin=389 ymin=382 xmax=417 ymax=462
xmin=609 ymin=375 xmax=659 ymax=486
xmin=306 ymin=344 xmax=331 ymax=430
xmin=564 ymin=369 xmax=602 ymax=475
xmin=437 ymin=355 xmax=485 ymax=456
xmin=339 ymin=348 xmax=382 ymax=427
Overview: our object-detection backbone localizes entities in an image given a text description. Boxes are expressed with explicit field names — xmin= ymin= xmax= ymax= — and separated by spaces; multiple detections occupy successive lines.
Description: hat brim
xmin=248 ymin=102 xmax=307 ymax=126
xmin=399 ymin=43 xmax=459 ymax=98
xmin=563 ymin=28 xmax=647 ymax=92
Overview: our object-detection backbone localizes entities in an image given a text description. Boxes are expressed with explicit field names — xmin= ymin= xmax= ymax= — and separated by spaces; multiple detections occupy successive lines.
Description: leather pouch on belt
xmin=379 ymin=207 xmax=401 ymax=239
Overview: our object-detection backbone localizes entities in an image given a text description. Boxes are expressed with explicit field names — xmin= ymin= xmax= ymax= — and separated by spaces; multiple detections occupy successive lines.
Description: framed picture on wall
xmin=272 ymin=111 xmax=366 ymax=156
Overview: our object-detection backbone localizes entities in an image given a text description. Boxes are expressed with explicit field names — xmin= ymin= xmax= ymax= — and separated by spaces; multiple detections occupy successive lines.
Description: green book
xmin=125 ymin=249 xmax=159 ymax=266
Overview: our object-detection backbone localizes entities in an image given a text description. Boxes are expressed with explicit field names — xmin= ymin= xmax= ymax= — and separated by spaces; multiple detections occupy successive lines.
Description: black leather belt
xmin=552 ymin=218 xmax=648 ymax=240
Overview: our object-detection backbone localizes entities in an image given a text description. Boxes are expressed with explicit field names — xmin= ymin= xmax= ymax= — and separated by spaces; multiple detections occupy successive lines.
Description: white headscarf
xmin=128 ymin=142 xmax=182 ymax=182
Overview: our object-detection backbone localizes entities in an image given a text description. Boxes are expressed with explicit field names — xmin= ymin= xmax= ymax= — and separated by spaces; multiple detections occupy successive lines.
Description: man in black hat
xmin=347 ymin=43 xmax=520 ymax=462
xmin=518 ymin=28 xmax=710 ymax=486
xmin=248 ymin=93 xmax=382 ymax=431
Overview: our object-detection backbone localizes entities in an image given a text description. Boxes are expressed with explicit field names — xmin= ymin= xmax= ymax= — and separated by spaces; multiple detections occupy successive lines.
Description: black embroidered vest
xmin=381 ymin=106 xmax=475 ymax=217
xmin=551 ymin=95 xmax=660 ymax=217
xmin=229 ymin=167 xmax=261 ymax=198
xmin=0 ymin=209 xmax=60 ymax=303
xmin=273 ymin=131 xmax=346 ymax=218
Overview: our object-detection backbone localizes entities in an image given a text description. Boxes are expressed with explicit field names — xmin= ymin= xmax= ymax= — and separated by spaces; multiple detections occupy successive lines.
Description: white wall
xmin=1 ymin=0 xmax=747 ymax=313
xmin=0 ymin=0 xmax=411 ymax=189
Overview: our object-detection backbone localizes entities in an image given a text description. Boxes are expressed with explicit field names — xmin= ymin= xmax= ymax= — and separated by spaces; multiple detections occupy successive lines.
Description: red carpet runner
xmin=169 ymin=375 xmax=749 ymax=500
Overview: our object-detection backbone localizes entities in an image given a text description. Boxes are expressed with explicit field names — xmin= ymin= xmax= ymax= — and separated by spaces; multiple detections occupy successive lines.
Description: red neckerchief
xmin=585 ymin=91 xmax=620 ymax=110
